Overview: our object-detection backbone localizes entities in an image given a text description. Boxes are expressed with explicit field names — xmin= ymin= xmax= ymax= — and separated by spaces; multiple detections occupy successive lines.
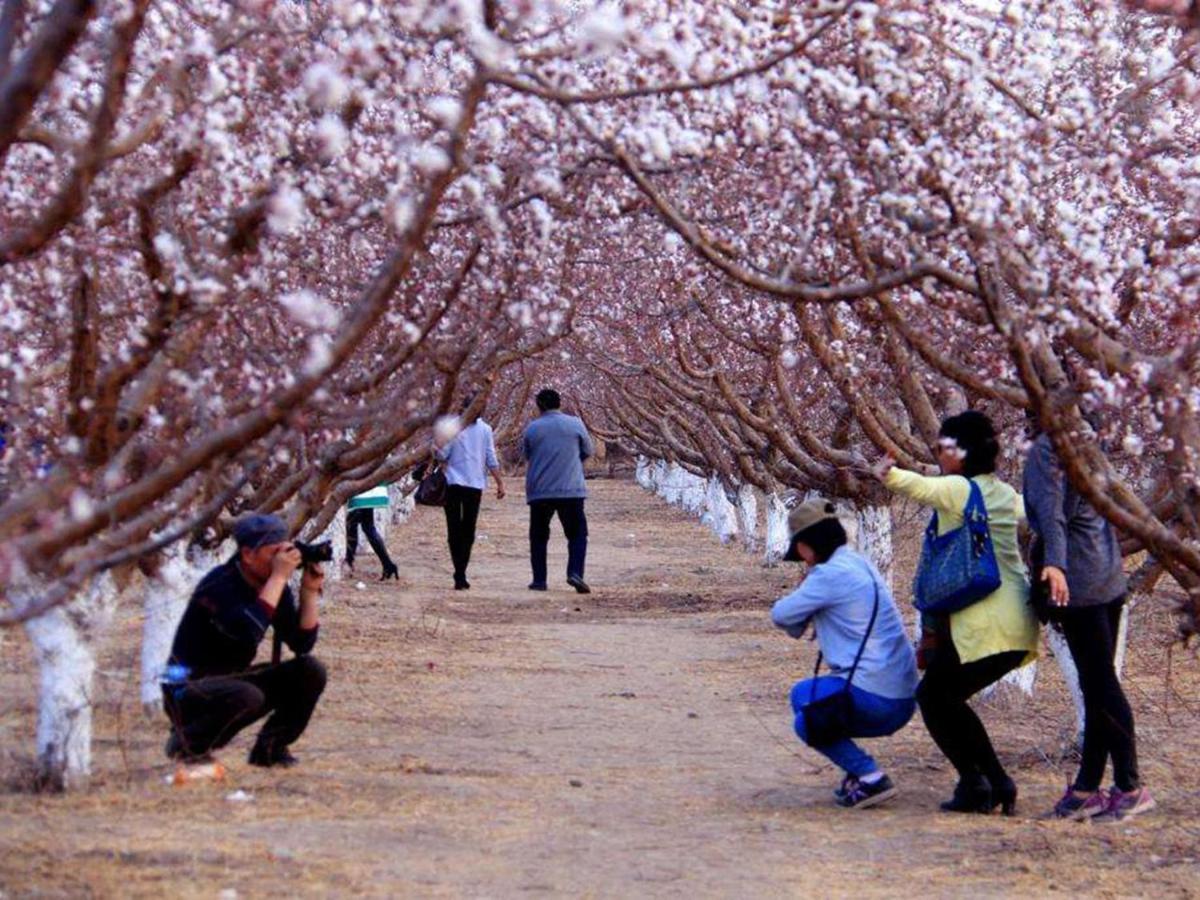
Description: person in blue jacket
xmin=522 ymin=388 xmax=593 ymax=593
xmin=771 ymin=498 xmax=918 ymax=808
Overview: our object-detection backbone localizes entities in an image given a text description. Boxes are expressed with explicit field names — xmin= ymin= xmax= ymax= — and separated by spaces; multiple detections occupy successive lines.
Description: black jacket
xmin=168 ymin=557 xmax=318 ymax=679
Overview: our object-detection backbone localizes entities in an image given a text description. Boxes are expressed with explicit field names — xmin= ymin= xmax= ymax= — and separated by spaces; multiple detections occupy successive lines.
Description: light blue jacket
xmin=438 ymin=420 xmax=500 ymax=490
xmin=522 ymin=411 xmax=593 ymax=503
xmin=771 ymin=546 xmax=918 ymax=700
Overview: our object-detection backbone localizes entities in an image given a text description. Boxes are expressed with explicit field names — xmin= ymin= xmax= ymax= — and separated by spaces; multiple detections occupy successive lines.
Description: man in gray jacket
xmin=523 ymin=388 xmax=593 ymax=593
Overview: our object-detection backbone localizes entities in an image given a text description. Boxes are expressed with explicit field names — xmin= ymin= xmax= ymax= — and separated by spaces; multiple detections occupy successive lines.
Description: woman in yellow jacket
xmin=874 ymin=410 xmax=1038 ymax=815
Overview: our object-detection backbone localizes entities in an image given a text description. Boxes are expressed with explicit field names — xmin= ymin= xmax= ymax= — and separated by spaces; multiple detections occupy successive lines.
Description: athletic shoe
xmin=1100 ymin=786 xmax=1156 ymax=821
xmin=1049 ymin=785 xmax=1109 ymax=820
xmin=834 ymin=774 xmax=859 ymax=802
xmin=567 ymin=574 xmax=591 ymax=594
xmin=837 ymin=774 xmax=897 ymax=809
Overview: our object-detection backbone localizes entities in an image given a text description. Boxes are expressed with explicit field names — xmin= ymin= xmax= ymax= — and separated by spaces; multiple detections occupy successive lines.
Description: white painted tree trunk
xmin=635 ymin=455 xmax=654 ymax=490
xmin=139 ymin=546 xmax=212 ymax=714
xmin=318 ymin=506 xmax=348 ymax=583
xmin=701 ymin=476 xmax=738 ymax=544
xmin=854 ymin=504 xmax=894 ymax=594
xmin=18 ymin=574 xmax=118 ymax=790
xmin=764 ymin=493 xmax=791 ymax=564
xmin=390 ymin=477 xmax=415 ymax=526
xmin=1047 ymin=624 xmax=1085 ymax=738
xmin=736 ymin=484 xmax=759 ymax=552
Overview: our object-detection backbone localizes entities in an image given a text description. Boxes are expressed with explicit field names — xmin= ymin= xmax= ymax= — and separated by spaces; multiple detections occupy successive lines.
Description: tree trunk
xmin=736 ymin=484 xmax=759 ymax=552
xmin=854 ymin=504 xmax=894 ymax=594
xmin=765 ymin=494 xmax=790 ymax=564
xmin=140 ymin=546 xmax=218 ymax=713
xmin=19 ymin=575 xmax=117 ymax=790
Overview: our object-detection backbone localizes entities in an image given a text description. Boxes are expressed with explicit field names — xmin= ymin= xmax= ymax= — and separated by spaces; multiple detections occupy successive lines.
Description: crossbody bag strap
xmin=843 ymin=576 xmax=881 ymax=691
xmin=809 ymin=565 xmax=881 ymax=701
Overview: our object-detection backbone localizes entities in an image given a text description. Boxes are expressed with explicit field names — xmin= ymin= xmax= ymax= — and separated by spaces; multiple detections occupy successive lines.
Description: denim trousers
xmin=790 ymin=676 xmax=916 ymax=776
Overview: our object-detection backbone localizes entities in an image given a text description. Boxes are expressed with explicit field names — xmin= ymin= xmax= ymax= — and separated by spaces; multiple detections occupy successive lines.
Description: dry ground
xmin=1 ymin=478 xmax=1199 ymax=898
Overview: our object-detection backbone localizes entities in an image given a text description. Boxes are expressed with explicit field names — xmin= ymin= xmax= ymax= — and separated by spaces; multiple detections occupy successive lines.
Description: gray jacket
xmin=522 ymin=411 xmax=593 ymax=503
xmin=1022 ymin=433 xmax=1126 ymax=606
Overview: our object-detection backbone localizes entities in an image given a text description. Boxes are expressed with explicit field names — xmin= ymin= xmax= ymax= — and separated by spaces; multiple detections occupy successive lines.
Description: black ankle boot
xmin=381 ymin=561 xmax=399 ymax=581
xmin=940 ymin=776 xmax=993 ymax=814
xmin=987 ymin=775 xmax=1018 ymax=816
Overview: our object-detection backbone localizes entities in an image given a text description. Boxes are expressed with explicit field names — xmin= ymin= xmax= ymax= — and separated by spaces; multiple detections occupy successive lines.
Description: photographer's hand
xmin=258 ymin=544 xmax=302 ymax=613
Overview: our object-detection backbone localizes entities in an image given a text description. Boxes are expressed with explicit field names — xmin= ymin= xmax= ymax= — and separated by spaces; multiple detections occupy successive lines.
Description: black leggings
xmin=917 ymin=640 xmax=1025 ymax=785
xmin=346 ymin=508 xmax=394 ymax=569
xmin=1053 ymin=597 xmax=1139 ymax=792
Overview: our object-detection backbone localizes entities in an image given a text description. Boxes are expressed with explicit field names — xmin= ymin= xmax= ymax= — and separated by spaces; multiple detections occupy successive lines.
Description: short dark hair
xmin=940 ymin=410 xmax=999 ymax=477
xmin=536 ymin=389 xmax=561 ymax=411
xmin=791 ymin=518 xmax=848 ymax=565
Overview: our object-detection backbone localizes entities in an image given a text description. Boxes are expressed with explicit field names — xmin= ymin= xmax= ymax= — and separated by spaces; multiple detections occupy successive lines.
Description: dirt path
xmin=2 ymin=479 xmax=1199 ymax=897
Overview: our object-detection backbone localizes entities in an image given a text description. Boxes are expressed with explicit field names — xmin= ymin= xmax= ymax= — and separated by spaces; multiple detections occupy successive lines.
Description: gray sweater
xmin=522 ymin=411 xmax=593 ymax=503
xmin=1022 ymin=433 xmax=1127 ymax=606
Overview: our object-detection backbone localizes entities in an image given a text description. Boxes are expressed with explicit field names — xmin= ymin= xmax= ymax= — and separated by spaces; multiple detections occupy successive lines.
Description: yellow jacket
xmin=885 ymin=467 xmax=1038 ymax=666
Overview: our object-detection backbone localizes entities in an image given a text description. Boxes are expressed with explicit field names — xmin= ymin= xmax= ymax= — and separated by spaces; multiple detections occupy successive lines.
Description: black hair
xmin=536 ymin=389 xmax=561 ymax=411
xmin=940 ymin=409 xmax=999 ymax=477
xmin=793 ymin=518 xmax=848 ymax=565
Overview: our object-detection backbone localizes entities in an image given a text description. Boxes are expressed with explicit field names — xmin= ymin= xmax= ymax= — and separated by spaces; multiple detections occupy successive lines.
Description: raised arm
xmin=884 ymin=467 xmax=970 ymax=516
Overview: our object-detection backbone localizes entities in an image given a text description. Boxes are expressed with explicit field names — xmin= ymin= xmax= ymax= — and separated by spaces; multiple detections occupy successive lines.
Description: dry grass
xmin=0 ymin=479 xmax=1198 ymax=898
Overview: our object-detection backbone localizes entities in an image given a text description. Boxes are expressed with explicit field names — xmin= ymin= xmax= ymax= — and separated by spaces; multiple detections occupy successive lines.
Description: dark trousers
xmin=346 ymin=508 xmax=394 ymax=569
xmin=529 ymin=498 xmax=587 ymax=586
xmin=916 ymin=640 xmax=1025 ymax=785
xmin=1053 ymin=597 xmax=1139 ymax=791
xmin=163 ymin=656 xmax=327 ymax=759
xmin=443 ymin=484 xmax=483 ymax=582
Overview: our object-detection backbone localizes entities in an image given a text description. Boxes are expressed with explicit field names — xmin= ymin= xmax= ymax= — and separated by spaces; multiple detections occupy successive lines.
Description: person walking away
xmin=435 ymin=403 xmax=507 ymax=590
xmin=771 ymin=499 xmax=918 ymax=808
xmin=523 ymin=388 xmax=593 ymax=593
xmin=1023 ymin=427 xmax=1152 ymax=821
xmin=345 ymin=483 xmax=399 ymax=581
xmin=871 ymin=410 xmax=1038 ymax=814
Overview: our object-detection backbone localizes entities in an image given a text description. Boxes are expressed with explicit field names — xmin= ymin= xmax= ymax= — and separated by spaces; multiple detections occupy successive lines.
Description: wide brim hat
xmin=782 ymin=498 xmax=840 ymax=561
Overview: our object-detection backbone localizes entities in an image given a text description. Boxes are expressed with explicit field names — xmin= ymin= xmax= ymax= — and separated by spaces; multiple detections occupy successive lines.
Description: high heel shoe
xmin=939 ymin=776 xmax=993 ymax=814
xmin=380 ymin=562 xmax=399 ymax=581
xmin=988 ymin=776 xmax=1018 ymax=816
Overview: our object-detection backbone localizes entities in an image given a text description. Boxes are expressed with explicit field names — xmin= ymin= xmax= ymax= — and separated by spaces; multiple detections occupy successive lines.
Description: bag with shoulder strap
xmin=801 ymin=576 xmax=880 ymax=745
xmin=912 ymin=477 xmax=1001 ymax=615
xmin=414 ymin=458 xmax=447 ymax=507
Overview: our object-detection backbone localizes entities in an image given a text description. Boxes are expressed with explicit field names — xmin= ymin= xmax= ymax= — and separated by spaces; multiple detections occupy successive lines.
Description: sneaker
xmin=528 ymin=582 xmax=548 ymax=591
xmin=833 ymin=774 xmax=859 ymax=802
xmin=837 ymin=774 xmax=897 ymax=809
xmin=1100 ymin=786 xmax=1156 ymax=821
xmin=567 ymin=574 xmax=591 ymax=594
xmin=1049 ymin=785 xmax=1109 ymax=821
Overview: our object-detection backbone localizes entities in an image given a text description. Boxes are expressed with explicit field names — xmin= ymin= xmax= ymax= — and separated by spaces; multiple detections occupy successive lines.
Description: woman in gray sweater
xmin=1023 ymin=431 xmax=1153 ymax=821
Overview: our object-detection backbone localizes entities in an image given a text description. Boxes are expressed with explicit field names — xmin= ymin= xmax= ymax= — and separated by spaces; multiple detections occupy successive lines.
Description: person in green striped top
xmin=346 ymin=485 xmax=399 ymax=581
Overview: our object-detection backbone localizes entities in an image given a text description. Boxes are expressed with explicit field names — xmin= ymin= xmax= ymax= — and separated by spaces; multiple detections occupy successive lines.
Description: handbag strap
xmin=810 ymin=565 xmax=881 ymax=700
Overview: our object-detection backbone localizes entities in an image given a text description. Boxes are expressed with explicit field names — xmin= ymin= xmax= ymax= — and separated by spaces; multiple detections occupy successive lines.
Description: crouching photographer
xmin=162 ymin=513 xmax=328 ymax=768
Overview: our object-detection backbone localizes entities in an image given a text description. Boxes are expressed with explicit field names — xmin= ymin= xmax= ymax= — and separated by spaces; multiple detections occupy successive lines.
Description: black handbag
xmin=414 ymin=460 xmax=447 ymax=507
xmin=801 ymin=577 xmax=880 ymax=746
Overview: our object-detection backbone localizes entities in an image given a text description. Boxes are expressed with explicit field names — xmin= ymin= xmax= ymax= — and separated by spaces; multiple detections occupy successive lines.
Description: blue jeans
xmin=790 ymin=676 xmax=916 ymax=777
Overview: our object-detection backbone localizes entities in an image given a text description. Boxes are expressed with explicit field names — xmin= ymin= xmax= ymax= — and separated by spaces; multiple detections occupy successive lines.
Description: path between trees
xmin=1 ymin=479 xmax=1198 ymax=897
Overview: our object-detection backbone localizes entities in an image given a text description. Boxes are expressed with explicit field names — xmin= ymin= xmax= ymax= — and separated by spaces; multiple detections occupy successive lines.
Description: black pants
xmin=529 ymin=498 xmax=587 ymax=586
xmin=917 ymin=640 xmax=1025 ymax=785
xmin=346 ymin=508 xmax=394 ymax=569
xmin=163 ymin=656 xmax=327 ymax=759
xmin=1053 ymin=597 xmax=1139 ymax=791
xmin=444 ymin=485 xmax=483 ymax=583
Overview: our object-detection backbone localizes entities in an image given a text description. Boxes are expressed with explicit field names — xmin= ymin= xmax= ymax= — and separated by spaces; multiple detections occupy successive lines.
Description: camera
xmin=293 ymin=539 xmax=333 ymax=566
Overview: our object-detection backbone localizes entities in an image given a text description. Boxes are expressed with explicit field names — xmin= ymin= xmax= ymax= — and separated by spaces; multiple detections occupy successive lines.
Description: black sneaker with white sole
xmin=836 ymin=774 xmax=897 ymax=809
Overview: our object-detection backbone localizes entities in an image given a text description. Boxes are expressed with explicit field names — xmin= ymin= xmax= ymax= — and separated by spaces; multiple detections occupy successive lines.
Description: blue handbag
xmin=913 ymin=478 xmax=1002 ymax=614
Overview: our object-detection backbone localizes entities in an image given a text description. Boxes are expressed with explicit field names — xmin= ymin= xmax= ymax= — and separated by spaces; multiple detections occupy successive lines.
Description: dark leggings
xmin=346 ymin=508 xmax=394 ymax=569
xmin=1054 ymin=597 xmax=1139 ymax=792
xmin=917 ymin=641 xmax=1025 ymax=786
